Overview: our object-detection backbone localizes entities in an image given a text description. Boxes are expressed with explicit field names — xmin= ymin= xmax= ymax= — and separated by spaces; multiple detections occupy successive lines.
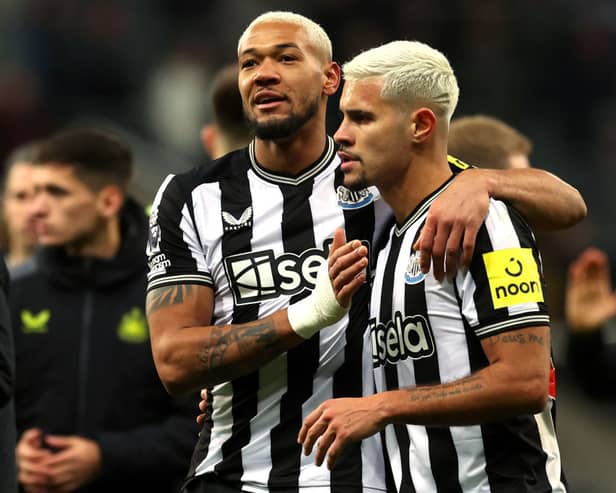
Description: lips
xmin=253 ymin=90 xmax=286 ymax=107
xmin=337 ymin=150 xmax=360 ymax=171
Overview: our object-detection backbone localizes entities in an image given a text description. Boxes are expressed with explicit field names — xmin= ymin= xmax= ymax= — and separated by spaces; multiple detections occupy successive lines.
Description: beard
xmin=246 ymin=97 xmax=320 ymax=140
xmin=343 ymin=172 xmax=368 ymax=191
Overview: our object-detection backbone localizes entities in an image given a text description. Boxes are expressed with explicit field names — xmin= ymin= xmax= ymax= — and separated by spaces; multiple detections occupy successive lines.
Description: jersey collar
xmin=395 ymin=174 xmax=456 ymax=237
xmin=248 ymin=136 xmax=336 ymax=186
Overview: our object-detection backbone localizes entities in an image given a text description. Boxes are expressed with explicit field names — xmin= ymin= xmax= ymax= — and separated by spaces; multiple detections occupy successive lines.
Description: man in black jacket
xmin=0 ymin=255 xmax=17 ymax=493
xmin=11 ymin=128 xmax=197 ymax=493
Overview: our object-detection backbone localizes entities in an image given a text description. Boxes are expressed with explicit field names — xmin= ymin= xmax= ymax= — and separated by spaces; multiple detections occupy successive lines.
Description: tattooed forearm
xmin=487 ymin=332 xmax=545 ymax=346
xmin=197 ymin=320 xmax=287 ymax=381
xmin=146 ymin=285 xmax=194 ymax=315
xmin=408 ymin=376 xmax=484 ymax=403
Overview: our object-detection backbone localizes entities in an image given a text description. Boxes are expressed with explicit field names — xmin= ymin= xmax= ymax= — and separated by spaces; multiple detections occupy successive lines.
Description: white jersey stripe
xmin=534 ymin=400 xmax=567 ymax=492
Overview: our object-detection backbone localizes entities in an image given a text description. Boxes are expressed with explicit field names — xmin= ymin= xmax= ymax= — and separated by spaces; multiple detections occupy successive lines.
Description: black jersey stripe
xmin=381 ymin=233 xmax=416 ymax=493
xmin=381 ymin=430 xmax=398 ymax=493
xmin=404 ymin=229 xmax=462 ymax=493
xmin=479 ymin=416 xmax=552 ymax=493
xmin=507 ymin=206 xmax=550 ymax=315
xmin=185 ymin=389 xmax=215 ymax=488
xmin=153 ymin=175 xmax=201 ymax=280
xmin=468 ymin=224 xmax=511 ymax=330
xmin=268 ymin=180 xmax=320 ymax=491
xmin=330 ymin=169 xmax=373 ymax=489
xmin=213 ymin=172 xmax=260 ymax=484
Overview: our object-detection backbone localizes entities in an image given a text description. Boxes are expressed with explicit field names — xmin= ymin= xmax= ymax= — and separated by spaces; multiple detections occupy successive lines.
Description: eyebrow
xmin=239 ymin=42 xmax=301 ymax=57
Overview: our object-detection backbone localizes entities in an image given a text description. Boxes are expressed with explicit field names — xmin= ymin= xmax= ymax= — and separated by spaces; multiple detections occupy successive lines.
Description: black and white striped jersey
xmin=370 ymin=176 xmax=567 ymax=492
xmin=146 ymin=137 xmax=389 ymax=492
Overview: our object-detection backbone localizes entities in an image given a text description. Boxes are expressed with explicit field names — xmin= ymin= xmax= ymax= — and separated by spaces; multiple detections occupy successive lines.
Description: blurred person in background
xmin=0 ymin=142 xmax=39 ymax=275
xmin=448 ymin=114 xmax=532 ymax=169
xmin=11 ymin=128 xmax=197 ymax=493
xmin=565 ymin=247 xmax=616 ymax=399
xmin=147 ymin=11 xmax=586 ymax=493
xmin=200 ymin=63 xmax=251 ymax=160
xmin=0 ymin=255 xmax=17 ymax=493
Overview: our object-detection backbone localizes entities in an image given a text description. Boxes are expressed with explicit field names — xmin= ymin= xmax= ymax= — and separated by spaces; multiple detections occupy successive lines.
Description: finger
xmin=444 ymin=225 xmax=464 ymax=279
xmin=333 ymin=228 xmax=346 ymax=250
xmin=198 ymin=399 xmax=207 ymax=412
xmin=315 ymin=431 xmax=336 ymax=467
xmin=330 ymin=250 xmax=367 ymax=291
xmin=22 ymin=482 xmax=50 ymax=493
xmin=335 ymin=271 xmax=366 ymax=308
xmin=20 ymin=428 xmax=44 ymax=446
xmin=19 ymin=465 xmax=50 ymax=484
xmin=19 ymin=458 xmax=50 ymax=475
xmin=328 ymin=240 xmax=362 ymax=272
xmin=298 ymin=411 xmax=326 ymax=455
xmin=200 ymin=388 xmax=208 ymax=400
xmin=298 ymin=407 xmax=321 ymax=444
xmin=417 ymin=223 xmax=435 ymax=274
xmin=42 ymin=435 xmax=71 ymax=449
xmin=17 ymin=445 xmax=51 ymax=462
xmin=45 ymin=464 xmax=74 ymax=490
xmin=460 ymin=221 xmax=480 ymax=269
xmin=567 ymin=257 xmax=584 ymax=283
xmin=196 ymin=413 xmax=206 ymax=425
xmin=326 ymin=438 xmax=347 ymax=471
xmin=431 ymin=223 xmax=451 ymax=282
xmin=43 ymin=448 xmax=76 ymax=469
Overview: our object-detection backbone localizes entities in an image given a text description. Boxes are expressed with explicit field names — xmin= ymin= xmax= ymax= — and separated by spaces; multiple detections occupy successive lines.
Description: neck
xmin=6 ymin=240 xmax=34 ymax=267
xmin=382 ymin=147 xmax=452 ymax=224
xmin=65 ymin=216 xmax=122 ymax=259
xmin=253 ymin=110 xmax=328 ymax=175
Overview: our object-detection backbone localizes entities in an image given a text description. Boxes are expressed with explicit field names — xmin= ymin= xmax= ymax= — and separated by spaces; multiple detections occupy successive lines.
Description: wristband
xmin=287 ymin=262 xmax=348 ymax=339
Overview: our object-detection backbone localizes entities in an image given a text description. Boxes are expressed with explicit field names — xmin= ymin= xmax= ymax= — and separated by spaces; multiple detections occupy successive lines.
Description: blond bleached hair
xmin=237 ymin=11 xmax=333 ymax=62
xmin=342 ymin=40 xmax=459 ymax=121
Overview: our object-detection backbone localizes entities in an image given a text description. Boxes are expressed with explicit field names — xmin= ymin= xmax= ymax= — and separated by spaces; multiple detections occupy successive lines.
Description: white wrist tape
xmin=287 ymin=262 xmax=348 ymax=339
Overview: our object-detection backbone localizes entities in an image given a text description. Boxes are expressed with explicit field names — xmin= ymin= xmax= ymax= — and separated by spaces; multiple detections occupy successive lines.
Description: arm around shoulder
xmin=481 ymin=167 xmax=587 ymax=230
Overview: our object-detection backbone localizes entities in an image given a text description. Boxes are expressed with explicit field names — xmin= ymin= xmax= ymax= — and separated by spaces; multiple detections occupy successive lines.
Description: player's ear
xmin=410 ymin=108 xmax=436 ymax=143
xmin=97 ymin=185 xmax=124 ymax=218
xmin=201 ymin=125 xmax=218 ymax=159
xmin=323 ymin=62 xmax=341 ymax=96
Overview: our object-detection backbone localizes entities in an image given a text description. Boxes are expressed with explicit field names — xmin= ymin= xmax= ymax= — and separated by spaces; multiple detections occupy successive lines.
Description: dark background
xmin=1 ymin=1 xmax=614 ymax=489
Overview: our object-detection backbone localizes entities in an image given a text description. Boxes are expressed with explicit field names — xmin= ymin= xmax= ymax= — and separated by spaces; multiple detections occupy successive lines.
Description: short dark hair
xmin=34 ymin=128 xmax=133 ymax=191
xmin=209 ymin=64 xmax=249 ymax=141
xmin=448 ymin=115 xmax=532 ymax=170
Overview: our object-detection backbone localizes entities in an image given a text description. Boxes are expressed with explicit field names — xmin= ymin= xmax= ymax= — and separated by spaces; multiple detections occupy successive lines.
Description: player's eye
xmin=240 ymin=59 xmax=257 ymax=69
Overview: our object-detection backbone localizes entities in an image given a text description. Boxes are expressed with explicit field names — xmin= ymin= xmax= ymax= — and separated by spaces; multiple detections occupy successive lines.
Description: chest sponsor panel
xmin=224 ymin=239 xmax=370 ymax=306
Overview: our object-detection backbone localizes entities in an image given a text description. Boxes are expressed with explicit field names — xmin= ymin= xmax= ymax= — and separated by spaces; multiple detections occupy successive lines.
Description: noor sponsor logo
xmin=483 ymin=248 xmax=544 ymax=309
xmin=370 ymin=311 xmax=435 ymax=367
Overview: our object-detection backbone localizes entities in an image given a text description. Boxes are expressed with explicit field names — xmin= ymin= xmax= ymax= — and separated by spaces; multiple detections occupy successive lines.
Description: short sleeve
xmin=146 ymin=174 xmax=213 ymax=292
xmin=457 ymin=199 xmax=550 ymax=339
